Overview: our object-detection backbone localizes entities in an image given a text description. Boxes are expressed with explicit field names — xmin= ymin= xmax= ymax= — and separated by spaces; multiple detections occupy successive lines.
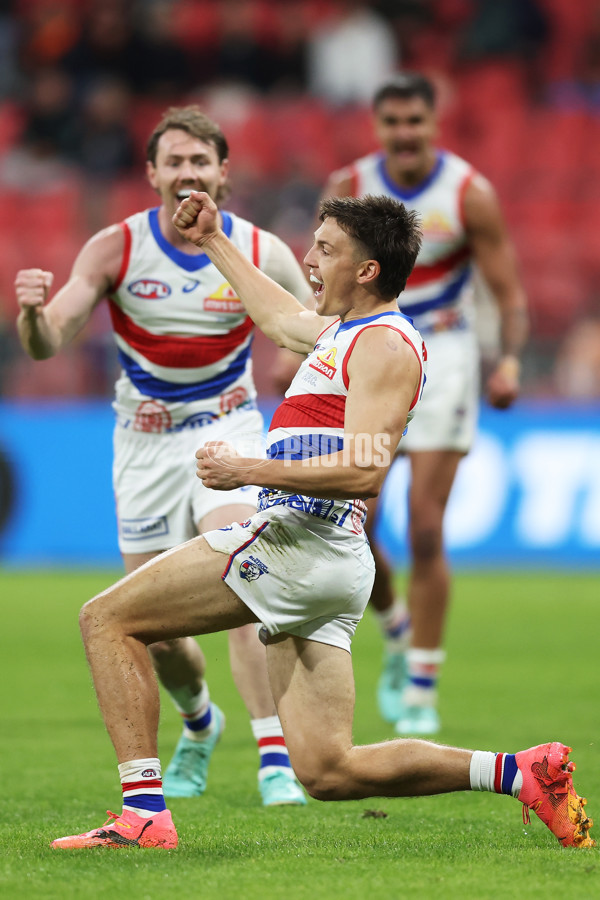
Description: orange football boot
xmin=51 ymin=808 xmax=178 ymax=849
xmin=516 ymin=742 xmax=594 ymax=848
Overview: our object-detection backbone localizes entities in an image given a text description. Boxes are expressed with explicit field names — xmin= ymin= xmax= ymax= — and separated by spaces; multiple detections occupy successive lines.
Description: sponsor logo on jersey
xmin=420 ymin=211 xmax=455 ymax=240
xmin=182 ymin=278 xmax=201 ymax=293
xmin=119 ymin=516 xmax=169 ymax=539
xmin=239 ymin=555 xmax=269 ymax=581
xmin=309 ymin=346 xmax=337 ymax=380
xmin=178 ymin=411 xmax=218 ymax=429
xmin=220 ymin=386 xmax=248 ymax=413
xmin=205 ymin=283 xmax=245 ymax=313
xmin=128 ymin=279 xmax=172 ymax=300
xmin=133 ymin=401 xmax=172 ymax=433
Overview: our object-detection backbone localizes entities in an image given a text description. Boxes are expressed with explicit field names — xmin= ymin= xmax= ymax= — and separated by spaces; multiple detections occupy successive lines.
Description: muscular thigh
xmin=89 ymin=536 xmax=258 ymax=643
xmin=266 ymin=635 xmax=355 ymax=766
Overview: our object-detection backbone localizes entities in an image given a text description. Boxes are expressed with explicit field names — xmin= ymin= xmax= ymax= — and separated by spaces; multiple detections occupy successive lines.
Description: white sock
xmin=374 ymin=599 xmax=411 ymax=652
xmin=118 ymin=757 xmax=166 ymax=817
xmin=251 ymin=715 xmax=293 ymax=782
xmin=470 ymin=751 xmax=523 ymax=797
xmin=403 ymin=647 xmax=445 ymax=704
xmin=168 ymin=682 xmax=214 ymax=741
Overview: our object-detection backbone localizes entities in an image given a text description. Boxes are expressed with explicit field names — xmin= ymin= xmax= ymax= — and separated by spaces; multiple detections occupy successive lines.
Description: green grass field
xmin=1 ymin=569 xmax=598 ymax=899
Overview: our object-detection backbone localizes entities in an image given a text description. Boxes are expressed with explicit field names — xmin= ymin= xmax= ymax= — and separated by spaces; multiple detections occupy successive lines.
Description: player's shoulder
xmin=75 ymin=221 xmax=127 ymax=275
xmin=347 ymin=320 xmax=421 ymax=389
xmin=233 ymin=213 xmax=295 ymax=257
xmin=349 ymin=312 xmax=421 ymax=353
xmin=436 ymin=148 xmax=476 ymax=181
xmin=438 ymin=149 xmax=497 ymax=217
xmin=224 ymin=208 xmax=271 ymax=245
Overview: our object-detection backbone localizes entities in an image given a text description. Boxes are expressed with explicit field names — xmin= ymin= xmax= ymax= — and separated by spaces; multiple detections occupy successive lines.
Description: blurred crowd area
xmin=1 ymin=0 xmax=600 ymax=401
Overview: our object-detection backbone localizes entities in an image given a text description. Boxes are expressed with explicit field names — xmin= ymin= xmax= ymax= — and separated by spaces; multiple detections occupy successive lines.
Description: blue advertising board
xmin=0 ymin=400 xmax=598 ymax=568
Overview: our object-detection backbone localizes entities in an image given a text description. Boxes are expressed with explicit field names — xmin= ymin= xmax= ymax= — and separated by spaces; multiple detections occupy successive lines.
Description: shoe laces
xmin=91 ymin=811 xmax=124 ymax=833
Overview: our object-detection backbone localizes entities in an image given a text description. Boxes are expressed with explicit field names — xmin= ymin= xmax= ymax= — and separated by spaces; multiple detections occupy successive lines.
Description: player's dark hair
xmin=319 ymin=195 xmax=422 ymax=299
xmin=372 ymin=72 xmax=436 ymax=110
xmin=146 ymin=106 xmax=229 ymax=163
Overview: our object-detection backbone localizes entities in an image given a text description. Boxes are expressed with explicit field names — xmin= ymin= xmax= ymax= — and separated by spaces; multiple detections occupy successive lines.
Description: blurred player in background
xmin=321 ymin=72 xmax=529 ymax=735
xmin=15 ymin=105 xmax=312 ymax=807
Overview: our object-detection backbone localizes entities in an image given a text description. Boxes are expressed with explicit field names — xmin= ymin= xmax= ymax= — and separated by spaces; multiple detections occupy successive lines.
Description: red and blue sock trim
xmin=494 ymin=753 xmax=519 ymax=795
xmin=122 ymin=778 xmax=167 ymax=813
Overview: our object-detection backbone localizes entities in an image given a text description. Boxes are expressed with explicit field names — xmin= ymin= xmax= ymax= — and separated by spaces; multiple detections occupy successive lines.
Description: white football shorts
xmin=113 ymin=407 xmax=263 ymax=553
xmin=203 ymin=506 xmax=375 ymax=653
xmin=401 ymin=328 xmax=480 ymax=454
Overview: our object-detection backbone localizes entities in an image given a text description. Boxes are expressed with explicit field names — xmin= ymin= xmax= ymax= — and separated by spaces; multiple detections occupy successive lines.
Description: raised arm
xmin=196 ymin=326 xmax=421 ymax=499
xmin=16 ymin=225 xmax=124 ymax=360
xmin=173 ymin=191 xmax=329 ymax=354
xmin=463 ymin=174 xmax=529 ymax=409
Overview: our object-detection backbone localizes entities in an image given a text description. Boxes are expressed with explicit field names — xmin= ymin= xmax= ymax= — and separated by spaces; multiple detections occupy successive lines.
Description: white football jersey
xmin=108 ymin=207 xmax=309 ymax=430
xmin=347 ymin=150 xmax=476 ymax=334
xmin=258 ymin=310 xmax=426 ymax=533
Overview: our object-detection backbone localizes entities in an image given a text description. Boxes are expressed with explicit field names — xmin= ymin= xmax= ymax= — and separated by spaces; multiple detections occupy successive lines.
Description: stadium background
xmin=0 ymin=0 xmax=598 ymax=568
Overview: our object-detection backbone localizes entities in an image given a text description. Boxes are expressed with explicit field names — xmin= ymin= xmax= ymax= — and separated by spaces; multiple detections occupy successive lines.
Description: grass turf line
xmin=0 ymin=570 xmax=598 ymax=899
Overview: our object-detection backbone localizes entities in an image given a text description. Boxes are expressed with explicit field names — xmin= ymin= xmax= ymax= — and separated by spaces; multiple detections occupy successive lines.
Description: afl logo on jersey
xmin=128 ymin=279 xmax=172 ymax=300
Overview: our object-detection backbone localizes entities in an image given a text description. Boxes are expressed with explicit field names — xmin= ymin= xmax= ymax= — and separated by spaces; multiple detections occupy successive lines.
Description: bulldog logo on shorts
xmin=240 ymin=560 xmax=262 ymax=581
xmin=239 ymin=555 xmax=269 ymax=581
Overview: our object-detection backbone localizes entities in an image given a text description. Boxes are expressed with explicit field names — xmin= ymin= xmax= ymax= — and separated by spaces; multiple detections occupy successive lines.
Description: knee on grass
xmin=293 ymin=757 xmax=353 ymax=802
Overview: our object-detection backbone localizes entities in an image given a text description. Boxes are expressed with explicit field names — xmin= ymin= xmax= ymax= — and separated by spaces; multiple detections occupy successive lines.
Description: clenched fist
xmin=172 ymin=191 xmax=220 ymax=248
xmin=196 ymin=440 xmax=248 ymax=490
xmin=15 ymin=268 xmax=54 ymax=311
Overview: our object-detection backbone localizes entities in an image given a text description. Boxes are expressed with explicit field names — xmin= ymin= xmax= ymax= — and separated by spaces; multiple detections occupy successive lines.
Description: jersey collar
xmin=149 ymin=207 xmax=233 ymax=271
xmin=376 ymin=151 xmax=445 ymax=201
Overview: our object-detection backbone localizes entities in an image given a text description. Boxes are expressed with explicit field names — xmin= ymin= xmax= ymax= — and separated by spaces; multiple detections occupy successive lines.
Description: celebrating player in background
xmin=322 ymin=72 xmax=529 ymax=735
xmin=48 ymin=191 xmax=592 ymax=852
xmin=15 ymin=106 xmax=311 ymax=807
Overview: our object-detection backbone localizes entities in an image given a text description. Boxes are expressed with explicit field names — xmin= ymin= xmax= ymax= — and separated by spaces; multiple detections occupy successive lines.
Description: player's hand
xmin=173 ymin=191 xmax=220 ymax=247
xmin=486 ymin=356 xmax=520 ymax=409
xmin=196 ymin=440 xmax=248 ymax=490
xmin=15 ymin=268 xmax=54 ymax=311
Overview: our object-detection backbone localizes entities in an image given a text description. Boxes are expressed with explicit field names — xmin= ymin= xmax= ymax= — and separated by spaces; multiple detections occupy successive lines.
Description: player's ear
xmin=146 ymin=159 xmax=158 ymax=190
xmin=357 ymin=259 xmax=380 ymax=286
xmin=219 ymin=158 xmax=230 ymax=184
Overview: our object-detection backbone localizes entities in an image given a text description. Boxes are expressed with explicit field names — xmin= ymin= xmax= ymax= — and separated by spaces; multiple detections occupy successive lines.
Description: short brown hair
xmin=146 ymin=105 xmax=229 ymax=164
xmin=319 ymin=195 xmax=421 ymax=299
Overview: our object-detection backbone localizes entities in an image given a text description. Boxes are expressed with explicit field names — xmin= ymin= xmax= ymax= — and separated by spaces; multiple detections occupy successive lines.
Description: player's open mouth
xmin=176 ymin=189 xmax=194 ymax=199
xmin=394 ymin=144 xmax=419 ymax=159
xmin=310 ymin=274 xmax=325 ymax=297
